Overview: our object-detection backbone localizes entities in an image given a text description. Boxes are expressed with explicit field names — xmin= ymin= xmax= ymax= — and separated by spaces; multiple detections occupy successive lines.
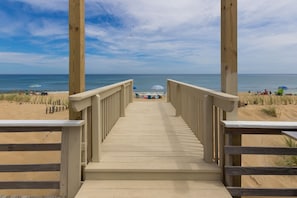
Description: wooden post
xmin=176 ymin=84 xmax=181 ymax=116
xmin=69 ymin=0 xmax=85 ymax=120
xmin=203 ymin=95 xmax=213 ymax=163
xmin=221 ymin=0 xmax=240 ymax=194
xmin=130 ymin=81 xmax=134 ymax=103
xmin=221 ymin=0 xmax=237 ymax=97
xmin=120 ymin=85 xmax=126 ymax=117
xmin=91 ymin=95 xmax=101 ymax=162
xmin=60 ymin=126 xmax=82 ymax=198
xmin=166 ymin=80 xmax=170 ymax=103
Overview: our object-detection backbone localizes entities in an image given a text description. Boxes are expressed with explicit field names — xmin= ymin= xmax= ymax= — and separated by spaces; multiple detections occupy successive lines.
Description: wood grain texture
xmin=227 ymin=187 xmax=297 ymax=197
xmin=0 ymin=128 xmax=61 ymax=132
xmin=0 ymin=182 xmax=59 ymax=189
xmin=0 ymin=164 xmax=60 ymax=172
xmin=225 ymin=166 xmax=297 ymax=175
xmin=225 ymin=146 xmax=297 ymax=155
xmin=84 ymin=102 xmax=222 ymax=181
xmin=76 ymin=180 xmax=232 ymax=198
xmin=0 ymin=144 xmax=61 ymax=151
xmin=69 ymin=0 xmax=85 ymax=120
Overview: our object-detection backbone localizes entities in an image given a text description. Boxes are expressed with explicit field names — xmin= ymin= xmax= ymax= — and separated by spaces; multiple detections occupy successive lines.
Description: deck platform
xmin=76 ymin=102 xmax=231 ymax=197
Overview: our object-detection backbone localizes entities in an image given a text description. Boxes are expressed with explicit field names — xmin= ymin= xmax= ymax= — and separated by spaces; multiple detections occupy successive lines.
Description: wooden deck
xmin=75 ymin=102 xmax=231 ymax=197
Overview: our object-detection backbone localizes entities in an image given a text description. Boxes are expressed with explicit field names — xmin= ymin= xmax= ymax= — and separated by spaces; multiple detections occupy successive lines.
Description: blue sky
xmin=0 ymin=0 xmax=296 ymax=74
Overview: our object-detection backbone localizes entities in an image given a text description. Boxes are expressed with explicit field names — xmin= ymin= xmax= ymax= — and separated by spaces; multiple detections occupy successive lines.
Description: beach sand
xmin=0 ymin=93 xmax=296 ymax=197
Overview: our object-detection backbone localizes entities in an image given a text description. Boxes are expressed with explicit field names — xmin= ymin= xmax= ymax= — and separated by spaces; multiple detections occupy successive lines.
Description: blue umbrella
xmin=278 ymin=86 xmax=288 ymax=90
xmin=133 ymin=86 xmax=137 ymax=90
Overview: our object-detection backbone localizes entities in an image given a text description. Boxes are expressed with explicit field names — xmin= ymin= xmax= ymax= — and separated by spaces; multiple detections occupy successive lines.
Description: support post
xmin=60 ymin=126 xmax=82 ymax=198
xmin=69 ymin=0 xmax=85 ymax=120
xmin=176 ymin=84 xmax=181 ymax=116
xmin=91 ymin=95 xmax=101 ymax=162
xmin=221 ymin=0 xmax=237 ymax=97
xmin=203 ymin=95 xmax=213 ymax=163
xmin=130 ymin=81 xmax=134 ymax=103
xmin=221 ymin=0 xmax=240 ymax=194
xmin=120 ymin=85 xmax=126 ymax=117
xmin=167 ymin=81 xmax=170 ymax=103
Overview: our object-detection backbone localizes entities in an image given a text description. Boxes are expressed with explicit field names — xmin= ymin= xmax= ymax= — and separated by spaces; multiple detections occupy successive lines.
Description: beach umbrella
xmin=278 ymin=86 xmax=288 ymax=90
xmin=151 ymin=85 xmax=164 ymax=91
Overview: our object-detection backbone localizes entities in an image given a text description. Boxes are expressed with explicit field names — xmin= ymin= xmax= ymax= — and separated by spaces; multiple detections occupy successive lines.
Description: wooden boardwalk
xmin=76 ymin=102 xmax=231 ymax=198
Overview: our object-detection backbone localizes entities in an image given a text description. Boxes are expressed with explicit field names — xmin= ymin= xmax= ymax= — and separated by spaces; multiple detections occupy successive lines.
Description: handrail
xmin=0 ymin=120 xmax=84 ymax=198
xmin=222 ymin=121 xmax=297 ymax=129
xmin=167 ymin=79 xmax=239 ymax=163
xmin=221 ymin=121 xmax=297 ymax=197
xmin=69 ymin=79 xmax=133 ymax=163
xmin=167 ymin=79 xmax=238 ymax=112
xmin=69 ymin=79 xmax=132 ymax=101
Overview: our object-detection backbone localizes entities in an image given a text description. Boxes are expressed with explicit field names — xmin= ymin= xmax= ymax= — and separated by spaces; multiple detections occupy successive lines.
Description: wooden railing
xmin=0 ymin=120 xmax=84 ymax=198
xmin=221 ymin=121 xmax=297 ymax=197
xmin=167 ymin=79 xmax=239 ymax=163
xmin=69 ymin=79 xmax=133 ymax=163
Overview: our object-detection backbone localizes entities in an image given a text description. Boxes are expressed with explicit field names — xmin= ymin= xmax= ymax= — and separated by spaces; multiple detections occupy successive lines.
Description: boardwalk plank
xmin=78 ymin=102 xmax=231 ymax=197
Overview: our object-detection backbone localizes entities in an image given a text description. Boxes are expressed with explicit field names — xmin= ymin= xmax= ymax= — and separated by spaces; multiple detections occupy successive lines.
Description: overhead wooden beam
xmin=69 ymin=0 xmax=85 ymax=120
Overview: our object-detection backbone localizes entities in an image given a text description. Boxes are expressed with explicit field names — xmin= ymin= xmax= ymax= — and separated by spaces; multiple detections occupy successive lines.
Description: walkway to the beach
xmin=75 ymin=101 xmax=231 ymax=198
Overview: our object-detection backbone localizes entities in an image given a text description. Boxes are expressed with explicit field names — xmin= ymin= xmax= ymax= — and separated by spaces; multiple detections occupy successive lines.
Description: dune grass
xmin=277 ymin=137 xmax=297 ymax=167
xmin=261 ymin=106 xmax=278 ymax=117
xmin=240 ymin=95 xmax=297 ymax=106
xmin=0 ymin=93 xmax=69 ymax=108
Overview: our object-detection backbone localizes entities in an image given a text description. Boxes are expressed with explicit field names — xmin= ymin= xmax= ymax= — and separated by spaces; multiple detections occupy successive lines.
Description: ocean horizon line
xmin=1 ymin=73 xmax=297 ymax=75
xmin=0 ymin=74 xmax=296 ymax=93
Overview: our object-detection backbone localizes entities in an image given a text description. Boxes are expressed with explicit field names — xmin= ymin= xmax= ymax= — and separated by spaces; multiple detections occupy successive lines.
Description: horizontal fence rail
xmin=69 ymin=80 xmax=133 ymax=163
xmin=221 ymin=121 xmax=297 ymax=197
xmin=167 ymin=79 xmax=239 ymax=163
xmin=0 ymin=120 xmax=84 ymax=198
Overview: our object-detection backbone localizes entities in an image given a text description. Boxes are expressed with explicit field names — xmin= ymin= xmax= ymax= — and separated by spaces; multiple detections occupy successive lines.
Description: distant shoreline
xmin=1 ymin=74 xmax=297 ymax=93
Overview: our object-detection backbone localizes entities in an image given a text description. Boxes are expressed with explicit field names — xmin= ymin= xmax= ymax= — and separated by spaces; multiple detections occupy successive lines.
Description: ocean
xmin=0 ymin=74 xmax=297 ymax=94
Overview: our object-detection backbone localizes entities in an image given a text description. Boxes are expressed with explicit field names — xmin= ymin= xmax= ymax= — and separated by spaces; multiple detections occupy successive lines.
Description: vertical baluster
xmin=91 ymin=94 xmax=101 ymax=162
xmin=203 ymin=95 xmax=213 ymax=163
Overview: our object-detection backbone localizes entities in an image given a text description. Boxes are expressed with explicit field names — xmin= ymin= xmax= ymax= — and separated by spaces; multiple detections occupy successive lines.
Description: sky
xmin=0 ymin=0 xmax=296 ymax=74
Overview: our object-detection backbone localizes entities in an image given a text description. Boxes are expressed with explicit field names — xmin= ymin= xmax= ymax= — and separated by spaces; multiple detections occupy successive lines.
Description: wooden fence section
xmin=221 ymin=121 xmax=297 ymax=197
xmin=0 ymin=120 xmax=84 ymax=198
xmin=167 ymin=79 xmax=239 ymax=163
xmin=69 ymin=80 xmax=133 ymax=163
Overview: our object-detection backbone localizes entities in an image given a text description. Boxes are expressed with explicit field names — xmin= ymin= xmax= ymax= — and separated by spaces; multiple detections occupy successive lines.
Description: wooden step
xmin=84 ymin=162 xmax=221 ymax=181
xmin=75 ymin=180 xmax=232 ymax=198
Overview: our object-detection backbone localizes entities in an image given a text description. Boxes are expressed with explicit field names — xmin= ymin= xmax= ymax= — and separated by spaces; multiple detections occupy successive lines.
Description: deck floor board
xmin=76 ymin=102 xmax=231 ymax=197
xmin=95 ymin=102 xmax=206 ymax=168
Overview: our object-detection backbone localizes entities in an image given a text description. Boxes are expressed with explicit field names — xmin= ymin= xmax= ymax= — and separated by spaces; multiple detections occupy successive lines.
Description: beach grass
xmin=0 ymin=93 xmax=69 ymax=114
xmin=283 ymin=137 xmax=297 ymax=166
xmin=261 ymin=106 xmax=278 ymax=117
xmin=277 ymin=137 xmax=297 ymax=167
xmin=0 ymin=93 xmax=66 ymax=103
xmin=239 ymin=94 xmax=297 ymax=106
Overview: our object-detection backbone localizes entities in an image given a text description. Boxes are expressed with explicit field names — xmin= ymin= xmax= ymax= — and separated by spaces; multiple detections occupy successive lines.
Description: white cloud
xmin=10 ymin=0 xmax=68 ymax=12
xmin=238 ymin=0 xmax=297 ymax=73
xmin=28 ymin=19 xmax=68 ymax=38
xmin=84 ymin=0 xmax=221 ymax=73
xmin=1 ymin=0 xmax=297 ymax=74
xmin=0 ymin=52 xmax=68 ymax=71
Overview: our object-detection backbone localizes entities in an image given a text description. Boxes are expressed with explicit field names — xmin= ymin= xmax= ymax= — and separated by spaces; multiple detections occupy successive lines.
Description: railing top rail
xmin=69 ymin=79 xmax=133 ymax=102
xmin=222 ymin=121 xmax=297 ymax=129
xmin=168 ymin=79 xmax=239 ymax=102
xmin=0 ymin=120 xmax=85 ymax=127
